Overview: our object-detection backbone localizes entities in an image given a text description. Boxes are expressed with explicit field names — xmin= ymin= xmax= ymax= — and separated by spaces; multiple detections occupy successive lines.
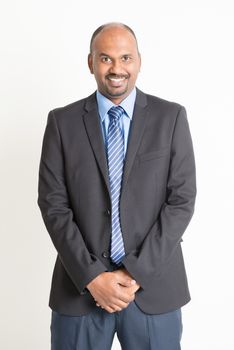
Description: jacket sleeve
xmin=37 ymin=111 xmax=107 ymax=293
xmin=122 ymin=106 xmax=197 ymax=289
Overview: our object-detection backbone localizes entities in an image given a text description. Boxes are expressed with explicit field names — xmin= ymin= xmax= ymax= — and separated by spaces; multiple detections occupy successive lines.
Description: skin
xmin=88 ymin=24 xmax=141 ymax=105
xmin=87 ymin=269 xmax=140 ymax=313
xmin=87 ymin=24 xmax=141 ymax=312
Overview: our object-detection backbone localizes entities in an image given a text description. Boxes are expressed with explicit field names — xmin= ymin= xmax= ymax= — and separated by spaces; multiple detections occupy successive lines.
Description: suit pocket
xmin=138 ymin=146 xmax=170 ymax=162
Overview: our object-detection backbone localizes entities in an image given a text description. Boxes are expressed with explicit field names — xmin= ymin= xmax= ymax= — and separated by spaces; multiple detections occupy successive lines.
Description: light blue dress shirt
xmin=96 ymin=88 xmax=136 ymax=157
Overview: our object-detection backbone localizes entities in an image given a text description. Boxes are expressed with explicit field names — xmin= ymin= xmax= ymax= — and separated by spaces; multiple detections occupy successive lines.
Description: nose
xmin=109 ymin=59 xmax=123 ymax=74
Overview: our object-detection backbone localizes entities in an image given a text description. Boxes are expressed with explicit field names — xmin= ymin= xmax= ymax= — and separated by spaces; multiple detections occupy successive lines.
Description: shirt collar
xmin=96 ymin=88 xmax=136 ymax=123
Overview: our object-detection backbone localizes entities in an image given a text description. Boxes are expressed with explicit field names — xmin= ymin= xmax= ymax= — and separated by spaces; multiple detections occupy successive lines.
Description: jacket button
xmin=102 ymin=251 xmax=110 ymax=258
xmin=106 ymin=209 xmax=111 ymax=216
xmin=80 ymin=289 xmax=87 ymax=295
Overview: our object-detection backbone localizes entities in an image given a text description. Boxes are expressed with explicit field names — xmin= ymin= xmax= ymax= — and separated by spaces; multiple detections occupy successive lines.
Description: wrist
xmin=86 ymin=272 xmax=106 ymax=291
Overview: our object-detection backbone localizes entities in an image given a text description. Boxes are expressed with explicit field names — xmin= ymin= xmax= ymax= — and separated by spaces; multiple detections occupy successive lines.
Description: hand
xmin=113 ymin=268 xmax=141 ymax=293
xmin=86 ymin=271 xmax=138 ymax=313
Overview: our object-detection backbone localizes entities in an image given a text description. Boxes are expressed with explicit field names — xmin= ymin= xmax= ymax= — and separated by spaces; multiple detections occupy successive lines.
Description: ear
xmin=138 ymin=52 xmax=142 ymax=72
xmin=88 ymin=53 xmax=94 ymax=74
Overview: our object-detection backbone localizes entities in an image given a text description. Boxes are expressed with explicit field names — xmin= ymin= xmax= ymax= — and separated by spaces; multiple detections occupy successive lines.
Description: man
xmin=38 ymin=22 xmax=196 ymax=350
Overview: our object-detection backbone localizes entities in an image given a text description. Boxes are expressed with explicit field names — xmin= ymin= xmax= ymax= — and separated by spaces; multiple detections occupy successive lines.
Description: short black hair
xmin=89 ymin=22 xmax=139 ymax=53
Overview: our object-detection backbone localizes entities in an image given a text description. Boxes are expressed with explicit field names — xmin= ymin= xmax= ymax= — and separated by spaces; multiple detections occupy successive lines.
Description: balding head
xmin=90 ymin=22 xmax=139 ymax=54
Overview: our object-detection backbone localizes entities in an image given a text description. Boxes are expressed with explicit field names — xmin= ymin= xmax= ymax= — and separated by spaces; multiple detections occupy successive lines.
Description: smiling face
xmin=88 ymin=25 xmax=141 ymax=104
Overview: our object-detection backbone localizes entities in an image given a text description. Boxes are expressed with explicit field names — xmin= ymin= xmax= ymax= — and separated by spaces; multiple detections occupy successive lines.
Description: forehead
xmin=92 ymin=26 xmax=138 ymax=54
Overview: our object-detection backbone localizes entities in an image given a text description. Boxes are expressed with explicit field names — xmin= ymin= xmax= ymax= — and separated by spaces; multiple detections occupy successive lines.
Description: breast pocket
xmin=138 ymin=146 xmax=170 ymax=162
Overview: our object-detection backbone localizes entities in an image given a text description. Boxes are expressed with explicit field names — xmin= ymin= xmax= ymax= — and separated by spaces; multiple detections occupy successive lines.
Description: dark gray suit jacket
xmin=38 ymin=88 xmax=196 ymax=316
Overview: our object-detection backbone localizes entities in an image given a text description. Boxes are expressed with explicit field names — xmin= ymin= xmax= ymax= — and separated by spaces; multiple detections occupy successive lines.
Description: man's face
xmin=88 ymin=26 xmax=141 ymax=104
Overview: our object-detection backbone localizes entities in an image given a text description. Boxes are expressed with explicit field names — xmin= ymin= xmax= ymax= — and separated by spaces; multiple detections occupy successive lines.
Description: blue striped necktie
xmin=107 ymin=106 xmax=125 ymax=265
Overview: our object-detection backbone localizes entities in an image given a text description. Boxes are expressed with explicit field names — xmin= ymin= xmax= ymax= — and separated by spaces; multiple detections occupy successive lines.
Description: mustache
xmin=106 ymin=74 xmax=129 ymax=79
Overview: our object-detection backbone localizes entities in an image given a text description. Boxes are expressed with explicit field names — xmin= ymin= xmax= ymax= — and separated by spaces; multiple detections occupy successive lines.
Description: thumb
xmin=117 ymin=276 xmax=136 ymax=287
xmin=122 ymin=279 xmax=136 ymax=287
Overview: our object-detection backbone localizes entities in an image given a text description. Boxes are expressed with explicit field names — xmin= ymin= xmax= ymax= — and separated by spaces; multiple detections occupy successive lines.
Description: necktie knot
xmin=108 ymin=106 xmax=125 ymax=122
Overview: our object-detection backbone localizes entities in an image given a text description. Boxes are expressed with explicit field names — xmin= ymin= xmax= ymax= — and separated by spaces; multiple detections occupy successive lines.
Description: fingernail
xmin=131 ymin=280 xmax=136 ymax=285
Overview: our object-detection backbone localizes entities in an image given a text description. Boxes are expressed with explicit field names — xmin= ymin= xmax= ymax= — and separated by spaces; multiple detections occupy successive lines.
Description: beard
xmin=106 ymin=85 xmax=128 ymax=97
xmin=104 ymin=77 xmax=129 ymax=98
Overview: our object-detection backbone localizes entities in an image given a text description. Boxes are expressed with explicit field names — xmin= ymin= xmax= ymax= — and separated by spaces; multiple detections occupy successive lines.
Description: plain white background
xmin=1 ymin=0 xmax=234 ymax=349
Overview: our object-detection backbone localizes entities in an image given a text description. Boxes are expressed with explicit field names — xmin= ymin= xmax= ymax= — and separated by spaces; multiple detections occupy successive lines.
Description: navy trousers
xmin=51 ymin=302 xmax=182 ymax=350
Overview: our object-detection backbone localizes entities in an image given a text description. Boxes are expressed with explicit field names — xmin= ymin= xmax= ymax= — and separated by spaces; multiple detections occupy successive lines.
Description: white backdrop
xmin=1 ymin=0 xmax=234 ymax=349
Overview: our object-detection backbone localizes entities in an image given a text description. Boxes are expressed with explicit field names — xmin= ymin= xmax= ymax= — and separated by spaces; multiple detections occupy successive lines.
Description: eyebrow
xmin=99 ymin=53 xmax=111 ymax=57
xmin=99 ymin=52 xmax=133 ymax=57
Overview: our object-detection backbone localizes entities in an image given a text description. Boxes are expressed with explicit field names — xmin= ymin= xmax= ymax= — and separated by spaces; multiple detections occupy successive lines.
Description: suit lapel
xmin=82 ymin=89 xmax=148 ymax=197
xmin=121 ymin=89 xmax=148 ymax=193
xmin=83 ymin=93 xmax=110 ymax=194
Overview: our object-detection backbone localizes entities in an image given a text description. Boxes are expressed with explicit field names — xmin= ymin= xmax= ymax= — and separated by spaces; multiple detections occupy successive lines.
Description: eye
xmin=101 ymin=56 xmax=112 ymax=63
xmin=122 ymin=55 xmax=132 ymax=62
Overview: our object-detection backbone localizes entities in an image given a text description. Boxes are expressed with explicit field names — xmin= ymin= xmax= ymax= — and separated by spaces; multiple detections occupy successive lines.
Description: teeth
xmin=109 ymin=77 xmax=125 ymax=81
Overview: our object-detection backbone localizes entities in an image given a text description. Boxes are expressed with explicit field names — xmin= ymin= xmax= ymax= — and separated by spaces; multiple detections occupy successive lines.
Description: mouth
xmin=106 ymin=74 xmax=129 ymax=87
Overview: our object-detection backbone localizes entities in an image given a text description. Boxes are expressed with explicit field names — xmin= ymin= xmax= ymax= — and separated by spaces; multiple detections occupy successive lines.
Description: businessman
xmin=38 ymin=22 xmax=196 ymax=350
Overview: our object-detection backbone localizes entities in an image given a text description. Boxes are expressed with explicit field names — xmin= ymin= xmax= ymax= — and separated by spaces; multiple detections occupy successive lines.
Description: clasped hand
xmin=86 ymin=269 xmax=140 ymax=313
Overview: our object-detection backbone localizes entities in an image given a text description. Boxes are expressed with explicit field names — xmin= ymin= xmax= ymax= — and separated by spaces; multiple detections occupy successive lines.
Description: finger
xmin=127 ymin=284 xmax=140 ymax=294
xmin=115 ymin=294 xmax=134 ymax=304
xmin=105 ymin=306 xmax=116 ymax=313
xmin=116 ymin=289 xmax=135 ymax=304
xmin=113 ymin=270 xmax=136 ymax=287
xmin=119 ymin=279 xmax=136 ymax=288
xmin=117 ymin=276 xmax=136 ymax=287
xmin=110 ymin=298 xmax=130 ymax=309
xmin=96 ymin=303 xmax=106 ymax=310
xmin=112 ymin=306 xmax=122 ymax=312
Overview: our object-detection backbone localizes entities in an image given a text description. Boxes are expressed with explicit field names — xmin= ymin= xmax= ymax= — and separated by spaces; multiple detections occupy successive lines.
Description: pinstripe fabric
xmin=107 ymin=106 xmax=125 ymax=265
